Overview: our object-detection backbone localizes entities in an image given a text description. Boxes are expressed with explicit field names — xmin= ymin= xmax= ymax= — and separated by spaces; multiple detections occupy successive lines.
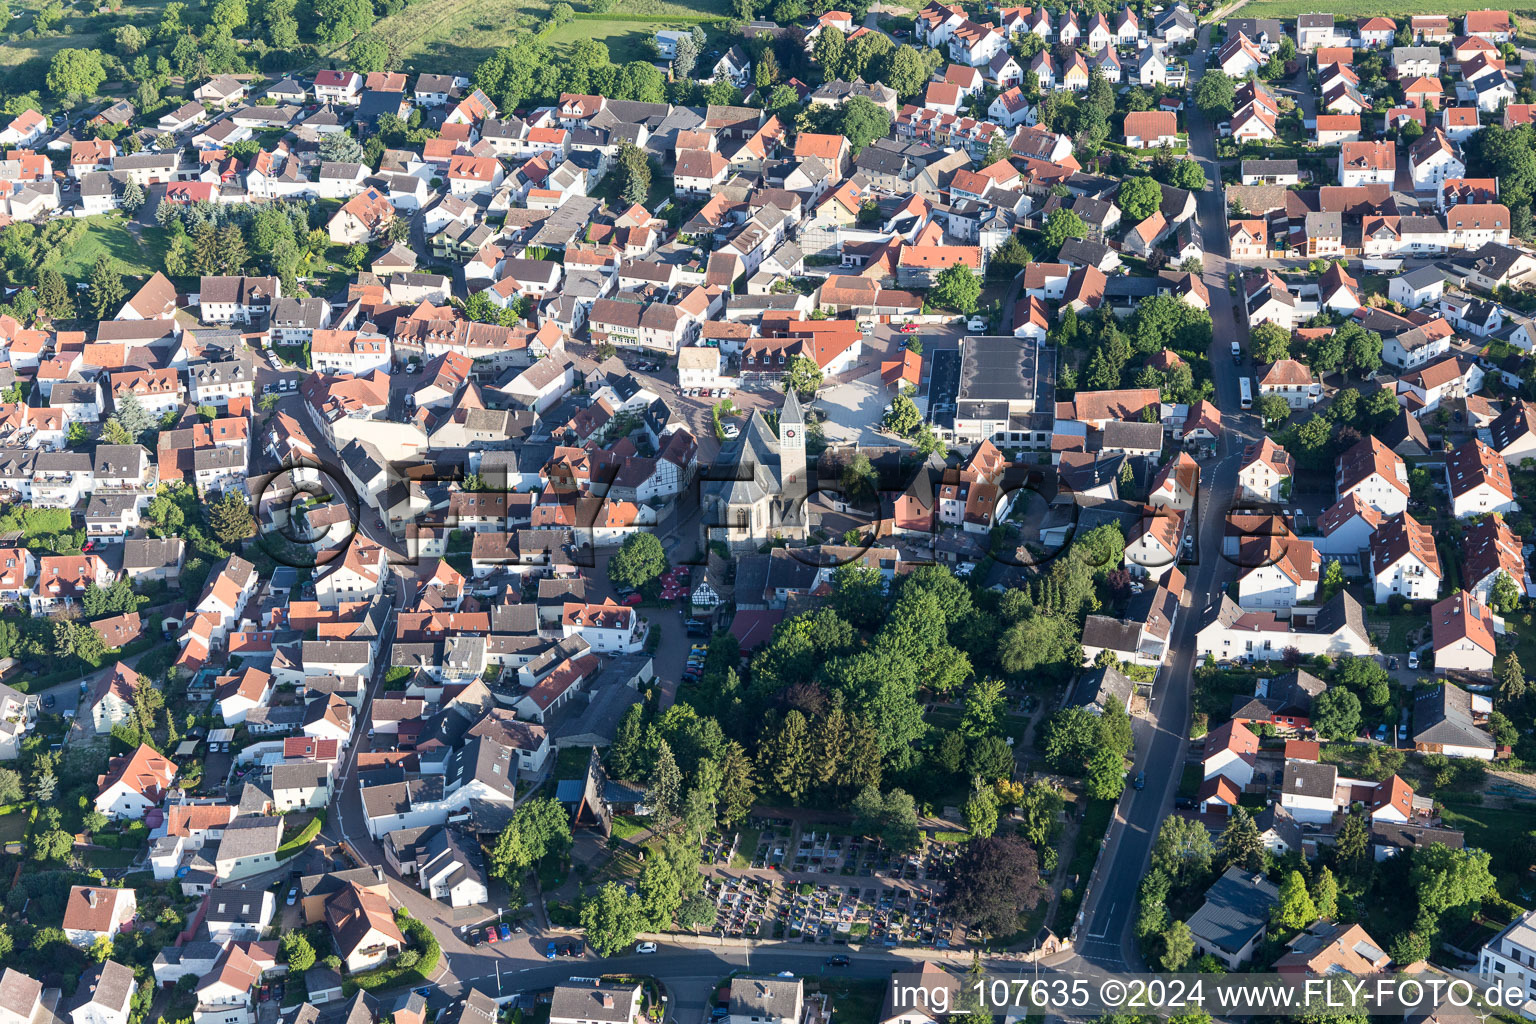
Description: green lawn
xmin=1220 ymin=0 xmax=1489 ymax=17
xmin=1437 ymin=802 xmax=1536 ymax=896
xmin=365 ymin=0 xmax=732 ymax=72
xmin=0 ymin=0 xmax=166 ymax=87
xmin=0 ymin=811 xmax=28 ymax=844
xmin=42 ymin=216 xmax=171 ymax=281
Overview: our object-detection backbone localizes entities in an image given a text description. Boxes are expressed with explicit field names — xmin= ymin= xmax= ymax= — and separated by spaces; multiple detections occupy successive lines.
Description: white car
xmin=722 ymin=423 xmax=740 ymax=439
xmin=1407 ymin=650 xmax=1419 ymax=669
xmin=966 ymin=317 xmax=987 ymax=331
xmin=635 ymin=942 xmax=658 ymax=954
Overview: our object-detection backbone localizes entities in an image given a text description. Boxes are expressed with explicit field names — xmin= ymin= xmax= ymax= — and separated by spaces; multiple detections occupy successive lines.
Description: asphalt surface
xmin=1068 ymin=22 xmax=1261 ymax=971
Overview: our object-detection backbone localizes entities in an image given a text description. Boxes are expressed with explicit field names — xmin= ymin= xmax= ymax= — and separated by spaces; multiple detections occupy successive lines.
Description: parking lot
xmin=814 ymin=372 xmax=891 ymax=448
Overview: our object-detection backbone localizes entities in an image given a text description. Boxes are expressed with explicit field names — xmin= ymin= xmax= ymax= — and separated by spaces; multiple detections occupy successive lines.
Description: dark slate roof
xmin=1185 ymin=867 xmax=1281 ymax=954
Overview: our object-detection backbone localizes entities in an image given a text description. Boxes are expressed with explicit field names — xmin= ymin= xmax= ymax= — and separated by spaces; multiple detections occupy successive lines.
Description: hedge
xmin=342 ymin=912 xmax=440 ymax=994
xmin=276 ymin=810 xmax=326 ymax=860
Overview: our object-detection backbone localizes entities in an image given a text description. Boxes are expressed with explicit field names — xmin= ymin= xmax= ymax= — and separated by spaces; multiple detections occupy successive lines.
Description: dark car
xmin=1132 ymin=771 xmax=1145 ymax=790
xmin=825 ymin=954 xmax=851 ymax=967
xmin=1174 ymin=796 xmax=1194 ymax=810
xmin=42 ymin=694 xmax=54 ymax=709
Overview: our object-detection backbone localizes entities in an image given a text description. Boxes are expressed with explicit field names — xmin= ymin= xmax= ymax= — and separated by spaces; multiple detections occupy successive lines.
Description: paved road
xmin=1068 ymin=22 xmax=1261 ymax=971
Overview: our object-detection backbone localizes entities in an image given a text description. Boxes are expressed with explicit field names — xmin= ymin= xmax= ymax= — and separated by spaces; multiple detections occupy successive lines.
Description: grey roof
xmin=205 ymin=887 xmax=271 ymax=923
xmin=1282 ymin=760 xmax=1337 ymax=800
xmin=728 ymin=977 xmax=803 ymax=1021
xmin=73 ymin=961 xmax=135 ymax=1015
xmin=1370 ymin=821 xmax=1466 ymax=854
xmin=1412 ymin=682 xmax=1495 ymax=750
xmin=549 ymin=984 xmax=638 ymax=1024
xmin=1185 ymin=867 xmax=1281 ymax=955
xmin=215 ymin=815 xmax=283 ymax=859
xmin=1101 ymin=419 xmax=1164 ymax=452
xmin=1312 ymin=590 xmax=1367 ymax=642
xmin=1242 ymin=159 xmax=1298 ymax=176
xmin=1069 ymin=662 xmax=1134 ymax=711
xmin=272 ymin=761 xmax=330 ymax=794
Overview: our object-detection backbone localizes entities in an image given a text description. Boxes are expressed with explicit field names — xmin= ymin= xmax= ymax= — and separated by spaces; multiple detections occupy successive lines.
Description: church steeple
xmin=779 ymin=387 xmax=806 ymax=503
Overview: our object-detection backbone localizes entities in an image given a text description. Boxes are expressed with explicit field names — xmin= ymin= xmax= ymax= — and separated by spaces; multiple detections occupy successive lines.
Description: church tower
xmin=779 ymin=387 xmax=806 ymax=507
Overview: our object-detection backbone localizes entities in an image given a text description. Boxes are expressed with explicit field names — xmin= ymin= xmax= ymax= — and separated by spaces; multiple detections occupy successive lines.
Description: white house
xmin=94 ymin=744 xmax=175 ymax=819
xmin=1335 ymin=435 xmax=1410 ymax=515
xmin=1446 ymin=437 xmax=1518 ymax=518
xmin=1239 ymin=437 xmax=1293 ymax=502
xmin=1370 ymin=512 xmax=1442 ymax=603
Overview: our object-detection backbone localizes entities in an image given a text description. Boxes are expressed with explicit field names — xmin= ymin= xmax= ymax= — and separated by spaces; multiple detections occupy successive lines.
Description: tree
xmin=0 ymin=768 xmax=21 ymax=804
xmin=1412 ymin=845 xmax=1494 ymax=919
xmin=1193 ymin=69 xmax=1235 ymax=118
xmin=1218 ymin=807 xmax=1264 ymax=872
xmin=1312 ymin=687 xmax=1362 ymax=740
xmin=37 ymin=269 xmax=73 ymax=319
xmin=1039 ymin=707 xmax=1099 ymax=773
xmin=1497 ymin=650 xmax=1526 ymax=704
xmin=489 ymin=796 xmax=572 ymax=880
xmin=1117 ymin=176 xmax=1163 ymax=222
xmin=1151 ymin=814 xmax=1214 ymax=885
xmin=1043 ymin=207 xmax=1087 ymax=250
xmin=609 ymin=531 xmax=666 ymax=590
xmin=838 ymin=96 xmax=893 ymax=155
xmin=89 ymin=255 xmax=125 ymax=320
xmin=1259 ymin=393 xmax=1292 ymax=427
xmin=761 ymin=711 xmax=813 ymax=801
xmin=963 ymin=783 xmax=999 ymax=838
xmin=1168 ymin=159 xmax=1207 ymax=191
xmin=1085 ymin=744 xmax=1125 ymax=800
xmin=717 ymin=741 xmax=757 ymax=826
xmin=1312 ymin=866 xmax=1338 ymax=921
xmin=580 ymin=882 xmax=647 ymax=957
xmin=1335 ymin=812 xmax=1370 ymax=869
xmin=280 ymin=932 xmax=316 ymax=972
xmin=648 ymin=740 xmax=684 ymax=821
xmin=347 ymin=34 xmax=389 ymax=71
xmin=783 ymin=354 xmax=823 ymax=397
xmin=319 ymin=132 xmax=365 ymax=165
xmin=1249 ymin=322 xmax=1292 ymax=364
xmin=1274 ymin=869 xmax=1319 ymax=930
xmin=942 ymin=835 xmax=1042 ymax=936
xmin=884 ymin=391 xmax=922 ymax=436
xmin=1162 ymin=920 xmax=1196 ymax=971
xmin=812 ymin=26 xmax=846 ymax=80
xmin=670 ymin=34 xmax=701 ymax=80
xmin=617 ymin=141 xmax=652 ymax=206
xmin=120 ymin=177 xmax=146 ymax=214
xmin=1489 ymin=572 xmax=1523 ymax=615
xmin=47 ymin=48 xmax=108 ymax=97
xmin=209 ymin=492 xmax=254 ymax=544
xmin=929 ymin=261 xmax=982 ymax=315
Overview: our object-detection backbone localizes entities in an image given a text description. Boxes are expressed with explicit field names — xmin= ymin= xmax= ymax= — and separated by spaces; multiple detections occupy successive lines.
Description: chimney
xmin=600 ymin=995 xmax=614 ymax=1009
xmin=85 ymin=888 xmax=97 ymax=907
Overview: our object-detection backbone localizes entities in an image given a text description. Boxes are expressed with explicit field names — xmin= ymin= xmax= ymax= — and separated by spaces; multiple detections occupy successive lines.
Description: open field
xmin=1221 ymin=0 xmax=1536 ymax=20
xmin=40 ymin=216 xmax=171 ymax=281
xmin=1 ymin=0 xmax=165 ymax=89
xmin=369 ymin=0 xmax=732 ymax=72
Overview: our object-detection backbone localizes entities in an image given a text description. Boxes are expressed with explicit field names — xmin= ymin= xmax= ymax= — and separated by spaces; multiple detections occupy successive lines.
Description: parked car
xmin=1375 ymin=725 xmax=1388 ymax=742
xmin=1398 ymin=724 xmax=1408 ymax=743
xmin=900 ymin=323 xmax=918 ymax=334
xmin=498 ymin=924 xmax=512 ymax=941
xmin=966 ymin=317 xmax=987 ymax=331
xmin=486 ymin=927 xmax=499 ymax=944
xmin=286 ymin=887 xmax=298 ymax=905
xmin=723 ymin=423 xmax=740 ymax=439
xmin=544 ymin=941 xmax=557 ymax=959
xmin=636 ymin=941 xmax=658 ymax=954
xmin=1407 ymin=650 xmax=1419 ymax=669
xmin=42 ymin=694 xmax=54 ymax=709
xmin=1132 ymin=771 xmax=1146 ymax=790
